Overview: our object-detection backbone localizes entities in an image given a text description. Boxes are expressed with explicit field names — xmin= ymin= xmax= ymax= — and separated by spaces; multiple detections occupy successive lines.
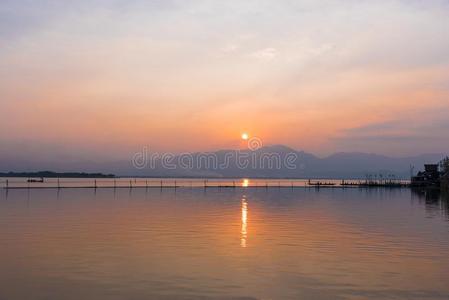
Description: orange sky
xmin=1 ymin=1 xmax=449 ymax=160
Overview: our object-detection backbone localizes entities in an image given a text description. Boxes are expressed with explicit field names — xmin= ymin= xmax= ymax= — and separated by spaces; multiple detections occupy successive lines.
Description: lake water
xmin=1 ymin=187 xmax=448 ymax=299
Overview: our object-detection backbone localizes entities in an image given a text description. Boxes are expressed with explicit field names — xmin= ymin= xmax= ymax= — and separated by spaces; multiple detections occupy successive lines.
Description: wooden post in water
xmin=233 ymin=181 xmax=236 ymax=188
xmin=129 ymin=180 xmax=132 ymax=189
xmin=57 ymin=178 xmax=60 ymax=189
xmin=160 ymin=180 xmax=163 ymax=188
xmin=114 ymin=179 xmax=116 ymax=189
xmin=174 ymin=180 xmax=177 ymax=189
xmin=6 ymin=179 xmax=8 ymax=189
xmin=94 ymin=179 xmax=97 ymax=189
xmin=145 ymin=180 xmax=148 ymax=189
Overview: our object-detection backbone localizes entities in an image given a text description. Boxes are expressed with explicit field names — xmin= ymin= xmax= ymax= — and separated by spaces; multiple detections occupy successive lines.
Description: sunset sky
xmin=1 ymin=0 xmax=449 ymax=161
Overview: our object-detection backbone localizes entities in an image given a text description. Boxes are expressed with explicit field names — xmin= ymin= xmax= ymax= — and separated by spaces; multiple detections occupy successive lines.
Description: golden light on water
xmin=241 ymin=197 xmax=248 ymax=248
xmin=242 ymin=179 xmax=249 ymax=187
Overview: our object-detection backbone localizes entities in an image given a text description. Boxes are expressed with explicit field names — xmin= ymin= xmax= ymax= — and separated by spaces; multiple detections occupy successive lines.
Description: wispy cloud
xmin=250 ymin=48 xmax=278 ymax=61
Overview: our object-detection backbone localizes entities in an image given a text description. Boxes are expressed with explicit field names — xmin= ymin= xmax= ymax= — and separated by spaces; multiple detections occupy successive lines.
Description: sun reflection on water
xmin=242 ymin=179 xmax=249 ymax=187
xmin=241 ymin=197 xmax=248 ymax=248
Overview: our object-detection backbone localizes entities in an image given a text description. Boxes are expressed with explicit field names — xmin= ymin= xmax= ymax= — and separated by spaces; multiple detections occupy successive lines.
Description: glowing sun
xmin=241 ymin=133 xmax=249 ymax=140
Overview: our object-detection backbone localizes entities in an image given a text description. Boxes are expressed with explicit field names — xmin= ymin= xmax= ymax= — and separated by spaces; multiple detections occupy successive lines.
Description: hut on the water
xmin=411 ymin=164 xmax=440 ymax=187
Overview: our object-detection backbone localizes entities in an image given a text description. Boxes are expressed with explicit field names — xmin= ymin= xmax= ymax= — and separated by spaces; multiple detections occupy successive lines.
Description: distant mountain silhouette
xmin=0 ymin=146 xmax=445 ymax=179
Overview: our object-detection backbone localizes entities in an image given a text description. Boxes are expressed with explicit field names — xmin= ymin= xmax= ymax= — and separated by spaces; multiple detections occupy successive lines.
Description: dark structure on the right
xmin=411 ymin=157 xmax=449 ymax=189
xmin=441 ymin=157 xmax=449 ymax=190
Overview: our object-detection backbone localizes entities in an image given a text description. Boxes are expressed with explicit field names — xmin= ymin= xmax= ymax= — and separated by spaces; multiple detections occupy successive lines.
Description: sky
xmin=1 ymin=0 xmax=449 ymax=162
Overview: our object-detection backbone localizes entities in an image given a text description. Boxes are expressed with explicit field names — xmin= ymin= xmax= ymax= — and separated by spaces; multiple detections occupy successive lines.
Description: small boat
xmin=308 ymin=179 xmax=336 ymax=186
xmin=27 ymin=177 xmax=44 ymax=183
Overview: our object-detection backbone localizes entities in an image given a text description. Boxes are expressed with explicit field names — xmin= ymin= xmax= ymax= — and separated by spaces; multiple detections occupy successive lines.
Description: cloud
xmin=250 ymin=48 xmax=278 ymax=61
xmin=333 ymin=109 xmax=449 ymax=155
xmin=344 ymin=121 xmax=404 ymax=134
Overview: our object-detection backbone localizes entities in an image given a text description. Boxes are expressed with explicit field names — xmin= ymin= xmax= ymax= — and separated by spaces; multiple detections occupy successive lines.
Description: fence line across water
xmin=0 ymin=178 xmax=410 ymax=190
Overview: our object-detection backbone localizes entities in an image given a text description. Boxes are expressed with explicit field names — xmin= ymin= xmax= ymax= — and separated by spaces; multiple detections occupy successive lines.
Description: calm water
xmin=1 ymin=187 xmax=448 ymax=300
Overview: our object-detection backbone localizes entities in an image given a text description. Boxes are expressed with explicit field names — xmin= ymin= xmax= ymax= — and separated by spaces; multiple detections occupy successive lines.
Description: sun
xmin=241 ymin=133 xmax=249 ymax=140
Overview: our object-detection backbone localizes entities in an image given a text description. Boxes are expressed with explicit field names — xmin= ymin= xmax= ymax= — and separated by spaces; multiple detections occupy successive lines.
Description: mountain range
xmin=1 ymin=145 xmax=446 ymax=179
